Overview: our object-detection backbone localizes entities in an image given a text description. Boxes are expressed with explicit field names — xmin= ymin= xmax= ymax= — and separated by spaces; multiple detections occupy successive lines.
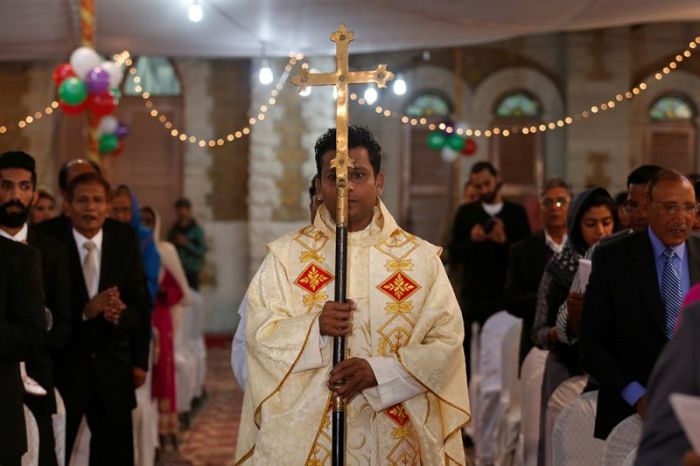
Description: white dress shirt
xmin=0 ymin=223 xmax=28 ymax=243
xmin=545 ymin=231 xmax=567 ymax=255
xmin=73 ymin=228 xmax=103 ymax=299
xmin=231 ymin=295 xmax=249 ymax=388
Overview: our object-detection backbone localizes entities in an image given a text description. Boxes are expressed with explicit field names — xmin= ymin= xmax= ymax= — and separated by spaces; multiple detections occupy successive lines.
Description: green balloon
xmin=111 ymin=87 xmax=122 ymax=103
xmin=426 ymin=131 xmax=446 ymax=150
xmin=58 ymin=77 xmax=88 ymax=105
xmin=447 ymin=134 xmax=466 ymax=151
xmin=99 ymin=133 xmax=119 ymax=154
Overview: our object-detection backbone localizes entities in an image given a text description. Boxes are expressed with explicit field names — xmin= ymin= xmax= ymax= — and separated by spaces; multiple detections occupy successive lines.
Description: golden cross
xmin=291 ymin=24 xmax=393 ymax=227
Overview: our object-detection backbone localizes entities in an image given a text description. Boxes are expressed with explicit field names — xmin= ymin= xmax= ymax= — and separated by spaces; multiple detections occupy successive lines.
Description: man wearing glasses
xmin=581 ymin=169 xmax=700 ymax=439
xmin=506 ymin=178 xmax=571 ymax=366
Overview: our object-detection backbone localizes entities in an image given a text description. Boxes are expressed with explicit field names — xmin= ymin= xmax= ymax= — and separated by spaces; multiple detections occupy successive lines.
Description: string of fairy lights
xmin=2 ymin=35 xmax=700 ymax=145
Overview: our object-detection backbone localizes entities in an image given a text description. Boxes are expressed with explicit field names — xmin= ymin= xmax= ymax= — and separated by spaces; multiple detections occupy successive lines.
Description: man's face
xmin=470 ymin=170 xmax=501 ymax=204
xmin=67 ymin=181 xmax=110 ymax=238
xmin=645 ymin=179 xmax=697 ymax=247
xmin=0 ymin=168 xmax=35 ymax=228
xmin=540 ymin=186 xmax=570 ymax=232
xmin=176 ymin=206 xmax=192 ymax=224
xmin=140 ymin=208 xmax=155 ymax=231
xmin=110 ymin=193 xmax=132 ymax=224
xmin=626 ymin=183 xmax=650 ymax=231
xmin=317 ymin=146 xmax=384 ymax=231
xmin=31 ymin=197 xmax=55 ymax=225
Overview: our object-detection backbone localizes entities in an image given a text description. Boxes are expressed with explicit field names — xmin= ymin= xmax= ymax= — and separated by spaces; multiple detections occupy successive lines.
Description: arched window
xmin=405 ymin=92 xmax=451 ymax=118
xmin=645 ymin=94 xmax=697 ymax=173
xmin=124 ymin=56 xmax=182 ymax=96
xmin=490 ymin=91 xmax=544 ymax=229
xmin=494 ymin=91 xmax=541 ymax=118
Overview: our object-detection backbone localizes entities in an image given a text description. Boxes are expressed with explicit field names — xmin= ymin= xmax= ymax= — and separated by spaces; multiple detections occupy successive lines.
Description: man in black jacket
xmin=46 ymin=172 xmax=149 ymax=466
xmin=0 ymin=236 xmax=46 ymax=466
xmin=581 ymin=169 xmax=700 ymax=439
xmin=450 ymin=162 xmax=531 ymax=365
xmin=506 ymin=178 xmax=571 ymax=366
xmin=0 ymin=151 xmax=71 ymax=466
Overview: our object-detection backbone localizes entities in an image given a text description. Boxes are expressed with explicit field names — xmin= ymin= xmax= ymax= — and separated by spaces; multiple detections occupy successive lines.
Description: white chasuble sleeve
xmin=363 ymin=356 xmax=425 ymax=411
xmin=291 ymin=319 xmax=330 ymax=372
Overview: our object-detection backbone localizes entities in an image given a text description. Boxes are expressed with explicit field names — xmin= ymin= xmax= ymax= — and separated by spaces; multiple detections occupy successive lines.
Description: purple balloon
xmin=85 ymin=66 xmax=110 ymax=94
xmin=115 ymin=121 xmax=129 ymax=139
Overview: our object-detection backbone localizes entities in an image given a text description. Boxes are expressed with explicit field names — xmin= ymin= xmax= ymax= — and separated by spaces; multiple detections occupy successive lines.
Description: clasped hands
xmin=470 ymin=218 xmax=507 ymax=243
xmin=83 ymin=286 xmax=126 ymax=323
xmin=319 ymin=300 xmax=378 ymax=403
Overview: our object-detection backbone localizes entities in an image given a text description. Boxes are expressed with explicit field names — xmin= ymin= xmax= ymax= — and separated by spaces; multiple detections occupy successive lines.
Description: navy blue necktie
xmin=661 ymin=248 xmax=682 ymax=338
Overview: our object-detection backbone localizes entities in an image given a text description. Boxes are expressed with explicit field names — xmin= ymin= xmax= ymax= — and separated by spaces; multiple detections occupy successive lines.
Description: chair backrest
xmin=53 ymin=389 xmax=66 ymax=466
xmin=479 ymin=311 xmax=522 ymax=392
xmin=501 ymin=322 xmax=523 ymax=409
xmin=521 ymin=354 xmax=547 ymax=466
xmin=545 ymin=375 xmax=587 ymax=466
xmin=601 ymin=415 xmax=643 ymax=466
xmin=22 ymin=405 xmax=39 ymax=466
xmin=622 ymin=447 xmax=638 ymax=466
xmin=552 ymin=391 xmax=605 ymax=466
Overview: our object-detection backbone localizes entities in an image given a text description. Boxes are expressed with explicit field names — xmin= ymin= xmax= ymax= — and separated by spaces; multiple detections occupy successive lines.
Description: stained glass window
xmin=649 ymin=95 xmax=694 ymax=120
xmin=124 ymin=56 xmax=181 ymax=96
xmin=495 ymin=91 xmax=541 ymax=118
xmin=406 ymin=93 xmax=451 ymax=117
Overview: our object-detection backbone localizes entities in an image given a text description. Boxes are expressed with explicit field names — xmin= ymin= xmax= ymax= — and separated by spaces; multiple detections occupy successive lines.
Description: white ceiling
xmin=2 ymin=0 xmax=700 ymax=60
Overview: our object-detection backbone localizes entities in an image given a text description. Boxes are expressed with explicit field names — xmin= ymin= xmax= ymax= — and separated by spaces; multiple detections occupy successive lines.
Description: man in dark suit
xmin=635 ymin=302 xmax=700 ymax=465
xmin=581 ymin=169 xmax=700 ymax=439
xmin=506 ymin=178 xmax=571 ymax=366
xmin=450 ymin=161 xmax=531 ymax=366
xmin=0 ymin=151 xmax=71 ymax=466
xmin=48 ymin=172 xmax=149 ymax=466
xmin=0 ymin=236 xmax=46 ymax=466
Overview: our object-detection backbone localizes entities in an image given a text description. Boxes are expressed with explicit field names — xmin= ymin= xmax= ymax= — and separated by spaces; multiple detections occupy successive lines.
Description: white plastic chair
xmin=622 ymin=447 xmax=638 ymax=466
xmin=474 ymin=311 xmax=522 ymax=466
xmin=190 ymin=291 xmax=208 ymax=398
xmin=175 ymin=299 xmax=197 ymax=413
xmin=494 ymin=322 xmax=523 ymax=466
xmin=545 ymin=375 xmax=587 ymax=466
xmin=551 ymin=391 xmax=605 ymax=466
xmin=68 ymin=417 xmax=90 ymax=466
xmin=519 ymin=348 xmax=548 ymax=466
xmin=601 ymin=414 xmax=642 ymax=466
xmin=21 ymin=404 xmax=39 ymax=466
xmin=133 ymin=341 xmax=159 ymax=466
xmin=53 ymin=389 xmax=66 ymax=466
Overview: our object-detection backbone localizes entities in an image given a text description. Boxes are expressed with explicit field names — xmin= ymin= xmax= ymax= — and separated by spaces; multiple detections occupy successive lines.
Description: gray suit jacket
xmin=636 ymin=301 xmax=700 ymax=465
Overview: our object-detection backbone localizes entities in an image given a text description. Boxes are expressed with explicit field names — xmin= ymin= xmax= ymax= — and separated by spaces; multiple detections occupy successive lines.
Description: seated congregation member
xmin=0 ymin=151 xmax=72 ymax=466
xmin=0 ymin=235 xmax=46 ymax=466
xmin=30 ymin=189 xmax=56 ymax=225
xmin=141 ymin=206 xmax=191 ymax=449
xmin=506 ymin=178 xmax=571 ymax=366
xmin=635 ymin=302 xmax=700 ymax=465
xmin=50 ymin=173 xmax=150 ymax=466
xmin=532 ymin=187 xmax=617 ymax=461
xmin=581 ymin=169 xmax=700 ymax=439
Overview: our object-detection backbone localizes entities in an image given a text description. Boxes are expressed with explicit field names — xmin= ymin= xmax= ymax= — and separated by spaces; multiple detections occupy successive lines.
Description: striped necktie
xmin=661 ymin=248 xmax=682 ymax=338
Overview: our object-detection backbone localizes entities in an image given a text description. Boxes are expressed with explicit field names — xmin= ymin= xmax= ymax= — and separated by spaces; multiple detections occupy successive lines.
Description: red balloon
xmin=52 ymin=63 xmax=76 ymax=86
xmin=87 ymin=91 xmax=117 ymax=117
xmin=59 ymin=100 xmax=86 ymax=115
xmin=462 ymin=138 xmax=477 ymax=156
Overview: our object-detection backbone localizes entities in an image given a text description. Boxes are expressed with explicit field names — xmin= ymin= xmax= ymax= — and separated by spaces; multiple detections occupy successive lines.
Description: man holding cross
xmin=235 ymin=126 xmax=470 ymax=465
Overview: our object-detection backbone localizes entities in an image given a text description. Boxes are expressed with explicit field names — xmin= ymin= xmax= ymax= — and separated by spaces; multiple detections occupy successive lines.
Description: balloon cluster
xmin=426 ymin=128 xmax=477 ymax=162
xmin=52 ymin=47 xmax=129 ymax=155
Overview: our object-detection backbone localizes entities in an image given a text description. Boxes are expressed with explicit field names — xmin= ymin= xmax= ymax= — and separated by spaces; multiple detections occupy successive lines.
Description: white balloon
xmin=96 ymin=116 xmax=118 ymax=136
xmin=441 ymin=147 xmax=458 ymax=163
xmin=101 ymin=61 xmax=124 ymax=88
xmin=70 ymin=47 xmax=102 ymax=79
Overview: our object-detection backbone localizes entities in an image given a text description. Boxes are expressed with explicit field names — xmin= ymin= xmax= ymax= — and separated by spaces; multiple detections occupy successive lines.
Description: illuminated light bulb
xmin=350 ymin=93 xmax=357 ymax=100
xmin=142 ymin=92 xmax=150 ymax=99
xmin=299 ymin=86 xmax=312 ymax=97
xmin=0 ymin=126 xmax=6 ymax=134
xmin=669 ymin=62 xmax=677 ymax=69
xmin=639 ymin=83 xmax=648 ymax=90
xmin=242 ymin=128 xmax=250 ymax=135
xmin=484 ymin=130 xmax=492 ymax=137
xmin=419 ymin=118 xmax=427 ymax=125
xmin=608 ymin=102 xmax=616 ymax=109
xmin=677 ymin=54 xmax=684 ymax=62
xmin=363 ymin=87 xmax=378 ymax=105
xmin=188 ymin=1 xmax=203 ymax=22
xmin=474 ymin=130 xmax=481 ymax=137
xmin=208 ymin=140 xmax=216 ymax=147
xmin=226 ymin=134 xmax=234 ymax=141
xmin=392 ymin=76 xmax=407 ymax=96
xmin=565 ymin=117 xmax=573 ymax=124
xmin=358 ymin=98 xmax=365 ymax=105
xmin=217 ymin=139 xmax=224 ymax=146
xmin=51 ymin=101 xmax=59 ymax=109
xmin=522 ymin=128 xmax=529 ymax=135
xmin=410 ymin=118 xmax=418 ymax=126
xmin=179 ymin=134 xmax=187 ymax=141
xmin=502 ymin=129 xmax=510 ymax=137
xmin=150 ymin=110 xmax=158 ymax=117
xmin=248 ymin=117 xmax=256 ymax=125
xmin=445 ymin=126 xmax=453 ymax=133
xmin=548 ymin=122 xmax=556 ymax=129
xmin=26 ymin=116 xmax=33 ymax=124
xmin=538 ymin=124 xmax=546 ymax=131
xmin=625 ymin=92 xmax=633 ymax=99
xmin=632 ymin=87 xmax=640 ymax=95
xmin=259 ymin=62 xmax=274 ymax=85
xmin=268 ymin=98 xmax=276 ymax=105
xmin=685 ymin=50 xmax=692 ymax=58
xmin=438 ymin=123 xmax=446 ymax=130
xmin=493 ymin=128 xmax=501 ymax=135
xmin=189 ymin=136 xmax=197 ymax=143
xmin=465 ymin=129 xmax=473 ymax=136
xmin=171 ymin=129 xmax=178 ymax=137
xmin=530 ymin=126 xmax=537 ymax=132
xmin=197 ymin=140 xmax=205 ymax=147
xmin=557 ymin=120 xmax=564 ymax=127
xmin=165 ymin=122 xmax=172 ymax=129
xmin=591 ymin=106 xmax=599 ymax=113
xmin=662 ymin=67 xmax=670 ymax=74
xmin=456 ymin=128 xmax=464 ymax=135
xmin=401 ymin=116 xmax=409 ymax=123
xmin=375 ymin=107 xmax=382 ymax=114
xmin=235 ymin=131 xmax=243 ymax=138
xmin=384 ymin=110 xmax=392 ymax=117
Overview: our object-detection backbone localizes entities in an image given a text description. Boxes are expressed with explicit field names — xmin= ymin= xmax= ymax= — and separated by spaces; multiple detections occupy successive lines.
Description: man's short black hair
xmin=0 ymin=151 xmax=37 ymax=189
xmin=470 ymin=161 xmax=498 ymax=177
xmin=314 ymin=125 xmax=382 ymax=176
xmin=627 ymin=165 xmax=662 ymax=188
xmin=66 ymin=172 xmax=111 ymax=201
xmin=58 ymin=159 xmax=102 ymax=191
xmin=175 ymin=197 xmax=192 ymax=209
xmin=308 ymin=176 xmax=317 ymax=201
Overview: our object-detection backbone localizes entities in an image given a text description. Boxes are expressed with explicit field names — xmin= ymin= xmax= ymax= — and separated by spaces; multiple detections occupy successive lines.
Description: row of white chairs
xmin=22 ymin=290 xmax=208 ymax=466
xmin=470 ymin=311 xmax=642 ymax=466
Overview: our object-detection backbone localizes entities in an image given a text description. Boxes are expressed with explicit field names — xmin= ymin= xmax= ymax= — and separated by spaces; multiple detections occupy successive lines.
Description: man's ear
xmin=314 ymin=176 xmax=322 ymax=198
xmin=376 ymin=172 xmax=385 ymax=196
